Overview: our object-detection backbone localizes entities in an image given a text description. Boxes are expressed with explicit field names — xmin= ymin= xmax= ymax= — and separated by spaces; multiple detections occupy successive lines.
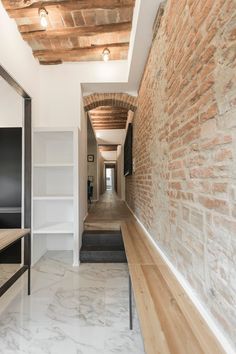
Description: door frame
xmin=0 ymin=64 xmax=32 ymax=229
xmin=105 ymin=163 xmax=117 ymax=192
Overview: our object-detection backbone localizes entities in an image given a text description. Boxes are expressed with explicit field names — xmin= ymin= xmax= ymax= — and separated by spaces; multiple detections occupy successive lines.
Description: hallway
xmin=0 ymin=0 xmax=236 ymax=352
xmin=84 ymin=191 xmax=132 ymax=231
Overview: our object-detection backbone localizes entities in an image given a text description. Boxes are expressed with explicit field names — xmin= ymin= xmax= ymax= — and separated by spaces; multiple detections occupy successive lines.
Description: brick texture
xmin=83 ymin=93 xmax=137 ymax=112
xmin=126 ymin=0 xmax=236 ymax=348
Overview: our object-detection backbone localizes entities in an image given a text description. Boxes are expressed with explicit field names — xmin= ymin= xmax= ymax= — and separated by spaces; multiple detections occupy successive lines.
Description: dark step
xmin=82 ymin=230 xmax=123 ymax=247
xmin=80 ymin=245 xmax=127 ymax=263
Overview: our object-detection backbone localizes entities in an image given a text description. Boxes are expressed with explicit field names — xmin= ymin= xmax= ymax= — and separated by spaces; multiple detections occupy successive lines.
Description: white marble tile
xmin=105 ymin=265 xmax=129 ymax=289
xmin=0 ymin=320 xmax=106 ymax=354
xmin=0 ymin=251 xmax=145 ymax=354
xmin=47 ymin=286 xmax=106 ymax=327
xmin=104 ymin=328 xmax=145 ymax=354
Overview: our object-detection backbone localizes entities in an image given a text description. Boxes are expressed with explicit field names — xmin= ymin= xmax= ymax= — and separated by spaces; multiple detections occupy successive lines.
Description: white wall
xmin=38 ymin=66 xmax=81 ymax=128
xmin=37 ymin=58 xmax=130 ymax=128
xmin=98 ymin=151 xmax=105 ymax=196
xmin=0 ymin=3 xmax=40 ymax=121
xmin=78 ymin=95 xmax=88 ymax=248
xmin=0 ymin=77 xmax=23 ymax=127
xmin=87 ymin=120 xmax=98 ymax=201
xmin=117 ymin=145 xmax=125 ymax=200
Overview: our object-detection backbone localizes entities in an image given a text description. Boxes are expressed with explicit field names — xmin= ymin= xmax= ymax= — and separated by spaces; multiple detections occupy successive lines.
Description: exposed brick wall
xmin=126 ymin=0 xmax=236 ymax=348
xmin=83 ymin=93 xmax=137 ymax=112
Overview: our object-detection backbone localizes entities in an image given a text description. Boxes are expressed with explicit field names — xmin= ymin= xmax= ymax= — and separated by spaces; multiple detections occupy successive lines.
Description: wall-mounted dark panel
xmin=0 ymin=212 xmax=21 ymax=228
xmin=0 ymin=239 xmax=21 ymax=263
xmin=0 ymin=128 xmax=22 ymax=207
xmin=0 ymin=212 xmax=22 ymax=262
xmin=0 ymin=128 xmax=22 ymax=263
xmin=124 ymin=123 xmax=133 ymax=176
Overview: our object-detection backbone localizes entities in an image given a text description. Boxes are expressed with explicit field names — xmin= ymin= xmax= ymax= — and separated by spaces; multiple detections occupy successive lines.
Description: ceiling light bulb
xmin=39 ymin=7 xmax=48 ymax=28
xmin=102 ymin=48 xmax=110 ymax=62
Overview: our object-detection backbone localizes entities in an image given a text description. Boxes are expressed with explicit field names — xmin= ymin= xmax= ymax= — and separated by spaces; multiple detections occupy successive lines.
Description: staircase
xmin=80 ymin=230 xmax=127 ymax=263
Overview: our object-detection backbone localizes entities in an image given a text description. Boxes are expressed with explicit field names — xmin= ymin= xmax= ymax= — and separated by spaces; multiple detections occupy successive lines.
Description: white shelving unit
xmin=32 ymin=128 xmax=78 ymax=266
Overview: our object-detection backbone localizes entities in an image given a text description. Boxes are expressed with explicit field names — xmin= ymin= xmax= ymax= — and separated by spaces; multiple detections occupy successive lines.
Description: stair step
xmin=80 ymin=230 xmax=126 ymax=263
xmin=80 ymin=249 xmax=127 ymax=263
xmin=82 ymin=230 xmax=123 ymax=247
xmin=81 ymin=244 xmax=124 ymax=250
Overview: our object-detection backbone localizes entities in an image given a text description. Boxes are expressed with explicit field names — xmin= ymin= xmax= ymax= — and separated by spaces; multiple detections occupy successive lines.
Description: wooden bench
xmin=0 ymin=229 xmax=31 ymax=297
xmin=121 ymin=220 xmax=225 ymax=354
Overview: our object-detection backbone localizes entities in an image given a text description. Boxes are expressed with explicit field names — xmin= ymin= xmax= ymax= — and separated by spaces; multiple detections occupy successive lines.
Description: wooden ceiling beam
xmin=94 ymin=106 xmax=128 ymax=111
xmin=92 ymin=117 xmax=127 ymax=123
xmin=90 ymin=112 xmax=128 ymax=117
xmin=34 ymin=42 xmax=128 ymax=62
xmin=93 ymin=121 xmax=126 ymax=124
xmin=3 ymin=0 xmax=135 ymax=12
xmin=99 ymin=145 xmax=118 ymax=151
xmin=22 ymin=22 xmax=131 ymax=41
xmin=99 ymin=144 xmax=118 ymax=147
xmin=39 ymin=53 xmax=128 ymax=63
xmin=91 ymin=109 xmax=128 ymax=112
xmin=92 ymin=122 xmax=127 ymax=125
xmin=91 ymin=117 xmax=128 ymax=120
xmin=91 ymin=117 xmax=128 ymax=121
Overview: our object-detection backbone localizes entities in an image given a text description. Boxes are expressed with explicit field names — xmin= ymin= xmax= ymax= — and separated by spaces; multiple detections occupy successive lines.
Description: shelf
xmin=33 ymin=165 xmax=73 ymax=197
xmin=0 ymin=207 xmax=21 ymax=214
xmin=33 ymin=196 xmax=73 ymax=201
xmin=34 ymin=163 xmax=74 ymax=168
xmin=33 ymin=222 xmax=73 ymax=234
xmin=32 ymin=129 xmax=77 ymax=264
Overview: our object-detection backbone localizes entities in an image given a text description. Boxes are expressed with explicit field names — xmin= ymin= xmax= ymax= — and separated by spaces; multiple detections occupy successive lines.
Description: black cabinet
xmin=0 ymin=128 xmax=22 ymax=263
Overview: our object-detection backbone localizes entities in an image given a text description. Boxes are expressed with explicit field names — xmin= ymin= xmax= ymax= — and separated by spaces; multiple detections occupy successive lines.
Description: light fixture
xmin=39 ymin=6 xmax=48 ymax=28
xmin=102 ymin=48 xmax=110 ymax=62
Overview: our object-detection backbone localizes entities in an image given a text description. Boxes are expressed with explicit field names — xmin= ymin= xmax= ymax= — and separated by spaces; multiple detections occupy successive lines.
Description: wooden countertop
xmin=0 ymin=229 xmax=30 ymax=252
xmin=121 ymin=220 xmax=225 ymax=354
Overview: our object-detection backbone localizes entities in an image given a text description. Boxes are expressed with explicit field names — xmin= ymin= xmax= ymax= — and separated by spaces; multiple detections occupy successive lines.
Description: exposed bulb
xmin=39 ymin=7 xmax=48 ymax=28
xmin=102 ymin=48 xmax=110 ymax=62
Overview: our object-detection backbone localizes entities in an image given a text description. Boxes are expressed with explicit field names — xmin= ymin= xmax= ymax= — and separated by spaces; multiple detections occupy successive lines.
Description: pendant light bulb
xmin=102 ymin=48 xmax=110 ymax=62
xmin=39 ymin=7 xmax=48 ymax=28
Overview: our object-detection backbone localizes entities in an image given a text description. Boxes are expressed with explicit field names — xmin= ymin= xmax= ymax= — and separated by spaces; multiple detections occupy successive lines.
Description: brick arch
xmin=83 ymin=93 xmax=138 ymax=112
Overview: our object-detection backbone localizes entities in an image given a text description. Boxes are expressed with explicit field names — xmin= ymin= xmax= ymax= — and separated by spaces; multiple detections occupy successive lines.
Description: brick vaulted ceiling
xmin=2 ymin=0 xmax=135 ymax=64
xmin=89 ymin=105 xmax=128 ymax=130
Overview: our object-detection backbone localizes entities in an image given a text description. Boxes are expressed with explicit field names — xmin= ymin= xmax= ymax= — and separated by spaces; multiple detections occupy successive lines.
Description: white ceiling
xmin=81 ymin=0 xmax=162 ymax=94
xmin=101 ymin=151 xmax=117 ymax=161
xmin=96 ymin=129 xmax=126 ymax=145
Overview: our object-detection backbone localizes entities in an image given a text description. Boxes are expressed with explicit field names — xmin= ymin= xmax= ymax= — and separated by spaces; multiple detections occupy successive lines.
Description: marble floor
xmin=0 ymin=251 xmax=145 ymax=354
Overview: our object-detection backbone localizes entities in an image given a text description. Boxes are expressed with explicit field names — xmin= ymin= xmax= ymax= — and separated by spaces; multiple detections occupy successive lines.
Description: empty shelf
xmin=34 ymin=163 xmax=73 ymax=168
xmin=34 ymin=222 xmax=73 ymax=234
xmin=33 ymin=196 xmax=74 ymax=200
